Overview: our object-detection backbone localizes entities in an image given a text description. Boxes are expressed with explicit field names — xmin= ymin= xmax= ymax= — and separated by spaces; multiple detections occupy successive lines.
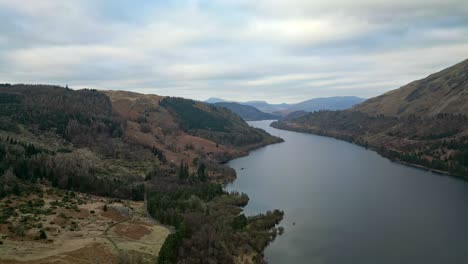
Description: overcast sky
xmin=1 ymin=0 xmax=467 ymax=103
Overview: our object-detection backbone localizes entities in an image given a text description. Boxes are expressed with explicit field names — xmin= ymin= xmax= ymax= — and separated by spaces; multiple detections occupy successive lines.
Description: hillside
xmin=281 ymin=110 xmax=309 ymax=120
xmin=0 ymin=85 xmax=280 ymax=192
xmin=242 ymin=101 xmax=292 ymax=113
xmin=214 ymin=102 xmax=280 ymax=121
xmin=273 ymin=59 xmax=468 ymax=179
xmin=353 ymin=59 xmax=468 ymax=116
xmin=285 ymin=96 xmax=365 ymax=113
xmin=0 ymin=84 xmax=284 ymax=263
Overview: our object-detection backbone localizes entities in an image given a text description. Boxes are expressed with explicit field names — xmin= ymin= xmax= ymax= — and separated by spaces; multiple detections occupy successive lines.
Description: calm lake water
xmin=226 ymin=120 xmax=468 ymax=264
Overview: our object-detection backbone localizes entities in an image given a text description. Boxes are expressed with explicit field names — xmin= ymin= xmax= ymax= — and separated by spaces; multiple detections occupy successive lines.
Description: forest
xmin=147 ymin=174 xmax=283 ymax=264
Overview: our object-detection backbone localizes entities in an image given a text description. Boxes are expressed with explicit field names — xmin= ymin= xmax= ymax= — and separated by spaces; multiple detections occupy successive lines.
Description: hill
xmin=353 ymin=59 xmax=468 ymax=116
xmin=281 ymin=110 xmax=309 ymax=120
xmin=242 ymin=101 xmax=292 ymax=113
xmin=0 ymin=84 xmax=284 ymax=263
xmin=0 ymin=84 xmax=283 ymax=196
xmin=214 ymin=102 xmax=280 ymax=121
xmin=273 ymin=59 xmax=468 ymax=179
xmin=286 ymin=96 xmax=365 ymax=113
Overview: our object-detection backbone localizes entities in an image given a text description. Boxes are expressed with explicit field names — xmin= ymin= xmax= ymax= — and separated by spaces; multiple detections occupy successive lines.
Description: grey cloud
xmin=0 ymin=0 xmax=467 ymax=103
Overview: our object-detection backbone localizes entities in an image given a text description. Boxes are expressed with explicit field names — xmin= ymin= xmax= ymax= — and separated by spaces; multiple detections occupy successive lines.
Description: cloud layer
xmin=1 ymin=0 xmax=467 ymax=103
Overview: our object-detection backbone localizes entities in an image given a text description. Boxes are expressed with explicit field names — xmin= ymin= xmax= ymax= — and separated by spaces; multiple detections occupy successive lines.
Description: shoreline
xmin=219 ymin=120 xmax=286 ymax=262
xmin=217 ymin=120 xmax=284 ymax=183
xmin=270 ymin=121 xmax=468 ymax=182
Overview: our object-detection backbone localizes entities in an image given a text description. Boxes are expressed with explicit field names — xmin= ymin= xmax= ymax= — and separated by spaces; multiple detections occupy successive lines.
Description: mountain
xmin=0 ymin=84 xmax=284 ymax=263
xmin=287 ymin=96 xmax=365 ymax=113
xmin=214 ymin=102 xmax=280 ymax=121
xmin=242 ymin=101 xmax=292 ymax=113
xmin=205 ymin=97 xmax=364 ymax=115
xmin=273 ymin=59 xmax=468 ymax=179
xmin=353 ymin=59 xmax=468 ymax=116
xmin=205 ymin=97 xmax=229 ymax=103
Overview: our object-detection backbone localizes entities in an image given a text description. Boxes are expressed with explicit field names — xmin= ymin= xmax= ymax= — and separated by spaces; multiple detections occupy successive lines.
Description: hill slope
xmin=353 ymin=59 xmax=468 ymax=116
xmin=214 ymin=102 xmax=280 ymax=121
xmin=0 ymin=84 xmax=284 ymax=197
xmin=273 ymin=59 xmax=468 ymax=178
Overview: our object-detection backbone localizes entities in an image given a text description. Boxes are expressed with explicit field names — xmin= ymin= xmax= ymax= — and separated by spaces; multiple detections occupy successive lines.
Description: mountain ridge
xmin=205 ymin=96 xmax=366 ymax=116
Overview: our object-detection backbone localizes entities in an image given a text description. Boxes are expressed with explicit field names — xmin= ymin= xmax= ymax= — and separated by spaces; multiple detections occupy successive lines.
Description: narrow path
xmin=103 ymin=214 xmax=131 ymax=250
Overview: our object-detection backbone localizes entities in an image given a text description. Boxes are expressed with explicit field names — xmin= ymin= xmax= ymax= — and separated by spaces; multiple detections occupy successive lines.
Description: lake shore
xmin=270 ymin=120 xmax=468 ymax=181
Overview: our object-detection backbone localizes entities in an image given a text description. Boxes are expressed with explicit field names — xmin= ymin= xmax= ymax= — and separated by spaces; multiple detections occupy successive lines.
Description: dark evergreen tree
xmin=178 ymin=161 xmax=189 ymax=181
xmin=197 ymin=163 xmax=207 ymax=182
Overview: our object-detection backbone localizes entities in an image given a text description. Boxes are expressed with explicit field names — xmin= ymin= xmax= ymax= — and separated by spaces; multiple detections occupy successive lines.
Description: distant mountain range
xmin=205 ymin=96 xmax=365 ymax=120
xmin=205 ymin=98 xmax=292 ymax=113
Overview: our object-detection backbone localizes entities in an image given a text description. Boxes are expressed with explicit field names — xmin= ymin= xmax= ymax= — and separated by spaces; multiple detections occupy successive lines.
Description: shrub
xmin=39 ymin=229 xmax=47 ymax=239
xmin=140 ymin=123 xmax=152 ymax=133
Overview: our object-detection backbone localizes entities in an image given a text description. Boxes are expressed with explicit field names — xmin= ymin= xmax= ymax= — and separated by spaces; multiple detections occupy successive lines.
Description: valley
xmin=1 ymin=1 xmax=467 ymax=263
xmin=0 ymin=58 xmax=466 ymax=263
xmin=205 ymin=96 xmax=365 ymax=120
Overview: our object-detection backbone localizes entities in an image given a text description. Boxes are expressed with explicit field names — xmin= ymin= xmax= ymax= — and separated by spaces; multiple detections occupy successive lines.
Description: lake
xmin=226 ymin=120 xmax=468 ymax=264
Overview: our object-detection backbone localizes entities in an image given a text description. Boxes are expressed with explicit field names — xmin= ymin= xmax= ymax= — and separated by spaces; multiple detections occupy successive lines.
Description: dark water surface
xmin=226 ymin=120 xmax=468 ymax=264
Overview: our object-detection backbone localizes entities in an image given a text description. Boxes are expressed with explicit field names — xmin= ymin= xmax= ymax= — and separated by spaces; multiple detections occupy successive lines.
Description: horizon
xmin=1 ymin=1 xmax=467 ymax=103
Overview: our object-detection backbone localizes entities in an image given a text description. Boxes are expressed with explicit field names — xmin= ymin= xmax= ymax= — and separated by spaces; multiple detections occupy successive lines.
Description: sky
xmin=0 ymin=0 xmax=467 ymax=103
